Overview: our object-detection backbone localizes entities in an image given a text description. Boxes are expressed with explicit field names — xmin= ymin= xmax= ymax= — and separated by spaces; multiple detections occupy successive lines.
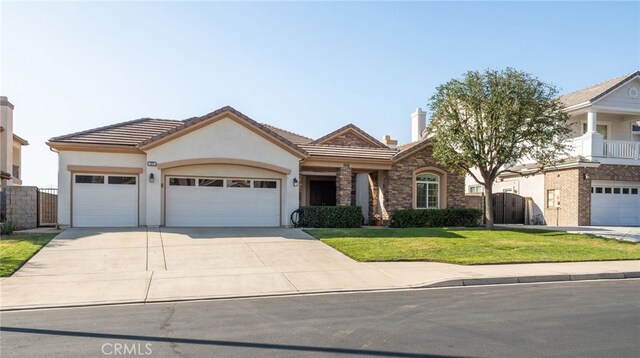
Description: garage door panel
xmin=591 ymin=181 xmax=640 ymax=226
xmin=166 ymin=177 xmax=280 ymax=227
xmin=73 ymin=175 xmax=138 ymax=227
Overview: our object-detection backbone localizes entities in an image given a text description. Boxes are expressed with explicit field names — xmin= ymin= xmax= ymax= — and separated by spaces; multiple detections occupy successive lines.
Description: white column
xmin=587 ymin=110 xmax=597 ymax=133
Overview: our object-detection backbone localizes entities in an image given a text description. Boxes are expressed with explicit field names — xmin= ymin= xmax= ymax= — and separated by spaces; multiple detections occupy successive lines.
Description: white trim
xmin=591 ymin=74 xmax=640 ymax=106
xmin=591 ymin=105 xmax=640 ymax=115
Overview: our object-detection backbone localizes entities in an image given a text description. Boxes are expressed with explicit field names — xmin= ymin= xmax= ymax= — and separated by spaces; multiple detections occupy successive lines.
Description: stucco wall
xmin=146 ymin=117 xmax=301 ymax=226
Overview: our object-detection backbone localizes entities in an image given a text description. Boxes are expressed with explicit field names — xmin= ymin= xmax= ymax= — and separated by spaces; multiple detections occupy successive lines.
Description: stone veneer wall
xmin=323 ymin=132 xmax=379 ymax=148
xmin=544 ymin=164 xmax=640 ymax=226
xmin=336 ymin=164 xmax=352 ymax=206
xmin=383 ymin=145 xmax=465 ymax=217
xmin=1 ymin=185 xmax=38 ymax=229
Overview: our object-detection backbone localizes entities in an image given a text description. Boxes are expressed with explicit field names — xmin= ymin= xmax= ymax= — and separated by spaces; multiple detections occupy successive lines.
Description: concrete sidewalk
xmin=1 ymin=227 xmax=639 ymax=311
xmin=2 ymin=259 xmax=638 ymax=311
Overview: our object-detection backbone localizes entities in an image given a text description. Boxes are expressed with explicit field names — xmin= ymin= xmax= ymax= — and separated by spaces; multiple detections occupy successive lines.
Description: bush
xmin=297 ymin=206 xmax=364 ymax=228
xmin=1 ymin=220 xmax=17 ymax=235
xmin=390 ymin=208 xmax=483 ymax=228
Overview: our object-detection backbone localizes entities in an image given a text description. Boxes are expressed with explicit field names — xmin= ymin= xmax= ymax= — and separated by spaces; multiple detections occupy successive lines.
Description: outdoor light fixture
xmin=293 ymin=178 xmax=299 ymax=187
xmin=149 ymin=173 xmax=155 ymax=183
xmin=583 ymin=173 xmax=590 ymax=180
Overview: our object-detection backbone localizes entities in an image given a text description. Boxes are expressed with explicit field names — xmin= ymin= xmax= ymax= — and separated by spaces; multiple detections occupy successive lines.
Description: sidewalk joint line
xmin=144 ymin=271 xmax=154 ymax=303
xmin=158 ymin=227 xmax=168 ymax=271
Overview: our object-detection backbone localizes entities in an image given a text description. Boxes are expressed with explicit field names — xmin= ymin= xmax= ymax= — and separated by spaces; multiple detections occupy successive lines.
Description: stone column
xmin=336 ymin=164 xmax=352 ymax=206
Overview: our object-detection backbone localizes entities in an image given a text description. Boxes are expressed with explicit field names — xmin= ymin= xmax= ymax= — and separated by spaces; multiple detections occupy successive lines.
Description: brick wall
xmin=544 ymin=165 xmax=640 ymax=226
xmin=383 ymin=145 xmax=465 ymax=217
xmin=1 ymin=185 xmax=38 ymax=229
xmin=323 ymin=132 xmax=379 ymax=148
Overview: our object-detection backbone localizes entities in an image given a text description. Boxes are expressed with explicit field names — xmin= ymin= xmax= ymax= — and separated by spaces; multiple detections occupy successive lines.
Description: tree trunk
xmin=484 ymin=184 xmax=495 ymax=230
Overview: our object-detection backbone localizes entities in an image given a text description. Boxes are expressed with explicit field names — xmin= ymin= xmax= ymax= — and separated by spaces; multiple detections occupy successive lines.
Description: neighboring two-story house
xmin=1 ymin=96 xmax=29 ymax=187
xmin=467 ymin=71 xmax=640 ymax=226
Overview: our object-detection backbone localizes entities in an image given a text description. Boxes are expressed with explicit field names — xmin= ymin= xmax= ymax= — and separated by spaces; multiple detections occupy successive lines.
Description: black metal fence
xmin=37 ymin=188 xmax=58 ymax=227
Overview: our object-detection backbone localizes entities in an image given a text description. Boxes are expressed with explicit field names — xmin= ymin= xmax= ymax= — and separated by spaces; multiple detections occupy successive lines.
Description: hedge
xmin=390 ymin=208 xmax=483 ymax=228
xmin=297 ymin=206 xmax=364 ymax=228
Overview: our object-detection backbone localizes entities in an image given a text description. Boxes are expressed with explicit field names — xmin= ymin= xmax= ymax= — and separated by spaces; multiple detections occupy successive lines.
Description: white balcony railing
xmin=603 ymin=140 xmax=640 ymax=159
xmin=564 ymin=136 xmax=640 ymax=160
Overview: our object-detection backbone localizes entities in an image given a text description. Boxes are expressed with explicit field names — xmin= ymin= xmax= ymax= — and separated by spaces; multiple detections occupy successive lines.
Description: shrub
xmin=297 ymin=206 xmax=364 ymax=228
xmin=390 ymin=208 xmax=483 ymax=228
xmin=1 ymin=220 xmax=17 ymax=235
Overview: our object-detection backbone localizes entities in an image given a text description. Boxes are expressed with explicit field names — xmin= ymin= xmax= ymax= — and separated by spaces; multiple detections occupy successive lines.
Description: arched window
xmin=416 ymin=173 xmax=439 ymax=209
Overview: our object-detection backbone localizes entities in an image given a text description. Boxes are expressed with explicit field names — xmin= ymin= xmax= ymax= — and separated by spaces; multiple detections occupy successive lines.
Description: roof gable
xmin=560 ymin=71 xmax=640 ymax=109
xmin=139 ymin=106 xmax=308 ymax=158
xmin=312 ymin=124 xmax=387 ymax=148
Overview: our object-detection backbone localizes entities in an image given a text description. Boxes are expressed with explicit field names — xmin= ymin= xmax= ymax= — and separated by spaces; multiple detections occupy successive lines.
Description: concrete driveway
xmin=2 ymin=227 xmax=639 ymax=310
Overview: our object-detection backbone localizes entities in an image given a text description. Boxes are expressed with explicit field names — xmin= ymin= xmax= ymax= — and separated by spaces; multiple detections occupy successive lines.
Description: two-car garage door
xmin=165 ymin=176 xmax=281 ymax=227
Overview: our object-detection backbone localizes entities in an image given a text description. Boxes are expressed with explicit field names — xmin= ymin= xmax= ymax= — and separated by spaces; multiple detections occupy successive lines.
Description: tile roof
xmin=300 ymin=144 xmax=398 ymax=160
xmin=560 ymin=71 xmax=639 ymax=108
xmin=311 ymin=123 xmax=388 ymax=148
xmin=260 ymin=123 xmax=313 ymax=145
xmin=49 ymin=118 xmax=183 ymax=146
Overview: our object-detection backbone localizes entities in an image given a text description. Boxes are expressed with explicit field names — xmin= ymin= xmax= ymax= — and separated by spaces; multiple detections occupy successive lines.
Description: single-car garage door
xmin=165 ymin=176 xmax=280 ymax=227
xmin=72 ymin=174 xmax=139 ymax=227
xmin=591 ymin=181 xmax=640 ymax=226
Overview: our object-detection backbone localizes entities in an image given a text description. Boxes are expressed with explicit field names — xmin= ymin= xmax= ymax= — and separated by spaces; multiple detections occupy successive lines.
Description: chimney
xmin=411 ymin=108 xmax=426 ymax=142
xmin=1 ymin=96 xmax=15 ymax=181
xmin=382 ymin=135 xmax=398 ymax=148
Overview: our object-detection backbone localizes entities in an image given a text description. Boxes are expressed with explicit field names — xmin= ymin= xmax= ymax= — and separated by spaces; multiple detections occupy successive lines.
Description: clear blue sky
xmin=1 ymin=1 xmax=638 ymax=187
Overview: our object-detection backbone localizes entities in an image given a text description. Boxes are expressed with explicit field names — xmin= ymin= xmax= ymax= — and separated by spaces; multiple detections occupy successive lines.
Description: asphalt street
xmin=1 ymin=280 xmax=639 ymax=357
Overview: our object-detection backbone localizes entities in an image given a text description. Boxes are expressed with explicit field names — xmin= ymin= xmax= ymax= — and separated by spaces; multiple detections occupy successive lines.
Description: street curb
xmin=2 ymin=273 xmax=639 ymax=312
xmin=420 ymin=272 xmax=640 ymax=288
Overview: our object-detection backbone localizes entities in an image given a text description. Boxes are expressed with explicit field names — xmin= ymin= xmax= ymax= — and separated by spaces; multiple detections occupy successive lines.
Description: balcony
xmin=566 ymin=135 xmax=640 ymax=161
xmin=603 ymin=140 xmax=640 ymax=159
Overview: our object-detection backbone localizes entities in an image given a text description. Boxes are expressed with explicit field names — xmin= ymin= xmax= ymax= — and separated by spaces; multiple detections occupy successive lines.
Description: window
xmin=75 ymin=175 xmax=104 ymax=184
xmin=228 ymin=179 xmax=250 ymax=188
xmin=415 ymin=173 xmax=439 ymax=209
xmin=622 ymin=188 xmax=630 ymax=194
xmin=594 ymin=187 xmax=603 ymax=194
xmin=547 ymin=189 xmax=560 ymax=208
xmin=613 ymin=187 xmax=621 ymax=194
xmin=604 ymin=187 xmax=612 ymax=194
xmin=199 ymin=179 xmax=223 ymax=187
xmin=169 ymin=178 xmax=195 ymax=186
xmin=468 ymin=185 xmax=483 ymax=193
xmin=254 ymin=180 xmax=277 ymax=189
xmin=108 ymin=176 xmax=136 ymax=185
xmin=632 ymin=188 xmax=639 ymax=195
xmin=582 ymin=123 xmax=608 ymax=139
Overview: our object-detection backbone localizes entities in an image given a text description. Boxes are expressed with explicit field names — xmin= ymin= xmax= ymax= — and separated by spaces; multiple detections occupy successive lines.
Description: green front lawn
xmin=0 ymin=234 xmax=57 ymax=276
xmin=306 ymin=228 xmax=640 ymax=265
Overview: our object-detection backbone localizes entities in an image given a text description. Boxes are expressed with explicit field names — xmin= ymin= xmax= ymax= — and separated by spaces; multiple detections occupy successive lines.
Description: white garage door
xmin=72 ymin=174 xmax=138 ymax=227
xmin=591 ymin=181 xmax=640 ymax=226
xmin=166 ymin=177 xmax=280 ymax=227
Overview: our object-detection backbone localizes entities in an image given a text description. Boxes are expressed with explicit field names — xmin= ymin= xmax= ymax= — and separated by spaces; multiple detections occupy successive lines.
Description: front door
xmin=309 ymin=180 xmax=336 ymax=206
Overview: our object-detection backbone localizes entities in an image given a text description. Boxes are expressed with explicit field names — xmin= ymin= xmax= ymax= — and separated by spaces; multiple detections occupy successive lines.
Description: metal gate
xmin=38 ymin=188 xmax=58 ymax=226
xmin=492 ymin=192 xmax=525 ymax=224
